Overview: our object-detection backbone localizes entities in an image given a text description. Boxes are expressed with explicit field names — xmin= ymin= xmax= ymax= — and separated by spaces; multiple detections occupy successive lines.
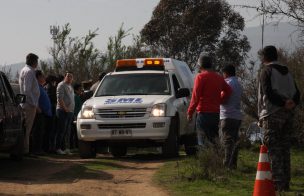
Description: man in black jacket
xmin=258 ymin=45 xmax=300 ymax=191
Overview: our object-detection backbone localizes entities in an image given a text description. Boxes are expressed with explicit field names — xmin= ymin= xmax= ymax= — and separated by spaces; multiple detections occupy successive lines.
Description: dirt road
xmin=0 ymin=153 xmax=169 ymax=196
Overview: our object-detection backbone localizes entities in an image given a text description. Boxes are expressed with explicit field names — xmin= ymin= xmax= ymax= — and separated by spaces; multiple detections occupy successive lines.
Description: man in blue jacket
xmin=31 ymin=70 xmax=52 ymax=155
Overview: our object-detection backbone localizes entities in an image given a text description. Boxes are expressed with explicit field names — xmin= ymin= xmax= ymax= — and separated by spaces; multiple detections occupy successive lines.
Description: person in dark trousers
xmin=258 ymin=45 xmax=300 ymax=191
xmin=31 ymin=70 xmax=52 ymax=155
xmin=55 ymin=72 xmax=75 ymax=155
xmin=44 ymin=74 xmax=57 ymax=153
xmin=19 ymin=53 xmax=40 ymax=155
xmin=70 ymin=83 xmax=83 ymax=149
xmin=220 ymin=65 xmax=243 ymax=169
xmin=187 ymin=54 xmax=232 ymax=146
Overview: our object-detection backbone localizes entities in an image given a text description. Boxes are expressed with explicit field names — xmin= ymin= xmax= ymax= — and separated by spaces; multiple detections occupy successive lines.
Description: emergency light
xmin=115 ymin=58 xmax=165 ymax=72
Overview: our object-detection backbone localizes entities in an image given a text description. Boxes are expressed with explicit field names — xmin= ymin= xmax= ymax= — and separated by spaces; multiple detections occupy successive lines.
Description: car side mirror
xmin=176 ymin=88 xmax=190 ymax=99
xmin=15 ymin=94 xmax=26 ymax=104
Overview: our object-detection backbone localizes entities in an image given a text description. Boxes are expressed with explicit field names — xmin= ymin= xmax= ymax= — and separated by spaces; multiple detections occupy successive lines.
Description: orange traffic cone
xmin=253 ymin=145 xmax=276 ymax=196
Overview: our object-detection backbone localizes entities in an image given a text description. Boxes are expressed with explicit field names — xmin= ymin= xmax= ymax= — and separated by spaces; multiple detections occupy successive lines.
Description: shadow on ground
xmin=0 ymin=154 xmax=113 ymax=185
xmin=0 ymin=150 xmax=184 ymax=186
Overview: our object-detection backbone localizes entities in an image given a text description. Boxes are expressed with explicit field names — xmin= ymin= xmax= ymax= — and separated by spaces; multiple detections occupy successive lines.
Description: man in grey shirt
xmin=55 ymin=72 xmax=75 ymax=155
xmin=258 ymin=45 xmax=300 ymax=191
xmin=19 ymin=53 xmax=40 ymax=154
xmin=220 ymin=64 xmax=243 ymax=169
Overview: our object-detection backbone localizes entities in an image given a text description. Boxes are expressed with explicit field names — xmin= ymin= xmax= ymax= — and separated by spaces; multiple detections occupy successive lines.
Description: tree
xmin=42 ymin=23 xmax=153 ymax=82
xmin=258 ymin=0 xmax=304 ymax=30
xmin=239 ymin=61 xmax=260 ymax=120
xmin=141 ymin=0 xmax=250 ymax=69
xmin=238 ymin=1 xmax=304 ymax=39
xmin=42 ymin=23 xmax=104 ymax=83
xmin=103 ymin=24 xmax=155 ymax=72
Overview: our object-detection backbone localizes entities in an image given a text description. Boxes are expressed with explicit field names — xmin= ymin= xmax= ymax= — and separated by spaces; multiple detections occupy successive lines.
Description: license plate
xmin=111 ymin=129 xmax=132 ymax=136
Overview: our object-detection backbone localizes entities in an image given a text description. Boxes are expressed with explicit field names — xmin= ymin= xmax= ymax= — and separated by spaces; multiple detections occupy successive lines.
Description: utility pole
xmin=261 ymin=0 xmax=265 ymax=49
xmin=50 ymin=25 xmax=60 ymax=73
xmin=50 ymin=25 xmax=60 ymax=49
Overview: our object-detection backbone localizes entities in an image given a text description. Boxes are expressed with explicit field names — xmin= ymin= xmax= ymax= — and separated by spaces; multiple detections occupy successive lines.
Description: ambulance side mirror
xmin=176 ymin=88 xmax=190 ymax=98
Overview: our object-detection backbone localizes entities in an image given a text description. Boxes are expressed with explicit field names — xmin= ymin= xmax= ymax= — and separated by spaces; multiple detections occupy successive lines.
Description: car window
xmin=172 ymin=74 xmax=181 ymax=95
xmin=10 ymin=83 xmax=20 ymax=95
xmin=0 ymin=76 xmax=5 ymax=107
xmin=95 ymin=73 xmax=171 ymax=96
xmin=0 ymin=74 xmax=15 ymax=104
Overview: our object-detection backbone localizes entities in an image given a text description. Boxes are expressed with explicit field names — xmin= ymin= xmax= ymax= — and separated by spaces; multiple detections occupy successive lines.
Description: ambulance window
xmin=172 ymin=75 xmax=180 ymax=95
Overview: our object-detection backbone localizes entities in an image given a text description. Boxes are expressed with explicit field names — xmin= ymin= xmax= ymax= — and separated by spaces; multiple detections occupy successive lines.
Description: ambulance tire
xmin=162 ymin=116 xmax=179 ymax=158
xmin=79 ymin=140 xmax=96 ymax=158
xmin=110 ymin=146 xmax=127 ymax=158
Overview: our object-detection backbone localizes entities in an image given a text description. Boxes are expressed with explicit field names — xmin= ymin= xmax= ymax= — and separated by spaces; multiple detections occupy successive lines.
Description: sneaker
xmin=56 ymin=149 xmax=66 ymax=155
xmin=65 ymin=149 xmax=72 ymax=155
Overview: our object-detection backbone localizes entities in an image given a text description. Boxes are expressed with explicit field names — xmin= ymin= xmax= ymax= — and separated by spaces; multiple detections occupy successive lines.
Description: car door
xmin=0 ymin=77 xmax=5 ymax=145
xmin=0 ymin=73 xmax=21 ymax=145
xmin=172 ymin=74 xmax=188 ymax=135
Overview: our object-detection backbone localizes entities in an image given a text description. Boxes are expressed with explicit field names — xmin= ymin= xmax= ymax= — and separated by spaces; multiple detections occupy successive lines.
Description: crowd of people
xmin=19 ymin=53 xmax=106 ymax=156
xmin=187 ymin=45 xmax=300 ymax=192
xmin=18 ymin=45 xmax=300 ymax=192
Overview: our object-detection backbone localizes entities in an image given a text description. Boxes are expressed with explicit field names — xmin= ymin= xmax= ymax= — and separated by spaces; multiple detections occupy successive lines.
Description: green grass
xmin=154 ymin=148 xmax=304 ymax=196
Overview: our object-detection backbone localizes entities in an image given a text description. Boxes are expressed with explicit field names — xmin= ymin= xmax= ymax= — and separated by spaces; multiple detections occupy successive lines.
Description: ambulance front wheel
xmin=79 ymin=140 xmax=96 ymax=158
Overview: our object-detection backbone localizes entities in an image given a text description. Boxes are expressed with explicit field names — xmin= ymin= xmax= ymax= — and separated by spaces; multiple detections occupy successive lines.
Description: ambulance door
xmin=172 ymin=74 xmax=187 ymax=135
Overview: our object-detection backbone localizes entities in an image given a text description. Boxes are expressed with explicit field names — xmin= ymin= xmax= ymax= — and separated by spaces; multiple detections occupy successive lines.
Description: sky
xmin=0 ymin=0 xmax=266 ymax=65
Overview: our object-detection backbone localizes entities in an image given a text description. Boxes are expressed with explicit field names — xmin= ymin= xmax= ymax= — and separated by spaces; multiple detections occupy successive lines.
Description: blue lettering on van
xmin=104 ymin=98 xmax=143 ymax=104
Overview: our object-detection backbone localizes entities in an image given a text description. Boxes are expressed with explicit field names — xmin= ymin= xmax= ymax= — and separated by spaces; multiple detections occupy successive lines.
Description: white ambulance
xmin=77 ymin=58 xmax=197 ymax=158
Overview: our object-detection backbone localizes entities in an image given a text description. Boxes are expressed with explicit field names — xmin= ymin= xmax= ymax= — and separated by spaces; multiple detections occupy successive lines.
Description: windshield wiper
xmin=95 ymin=94 xmax=117 ymax=97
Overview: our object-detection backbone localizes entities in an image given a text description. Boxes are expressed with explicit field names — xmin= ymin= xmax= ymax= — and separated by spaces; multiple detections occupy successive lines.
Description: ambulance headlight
xmin=151 ymin=103 xmax=166 ymax=117
xmin=81 ymin=106 xmax=95 ymax=119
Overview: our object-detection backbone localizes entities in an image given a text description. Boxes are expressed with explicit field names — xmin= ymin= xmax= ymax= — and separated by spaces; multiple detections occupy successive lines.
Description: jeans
xmin=196 ymin=112 xmax=219 ymax=146
xmin=55 ymin=109 xmax=73 ymax=150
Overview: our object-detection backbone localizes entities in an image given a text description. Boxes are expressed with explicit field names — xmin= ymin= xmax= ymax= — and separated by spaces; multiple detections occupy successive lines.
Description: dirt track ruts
xmin=0 ymin=153 xmax=169 ymax=196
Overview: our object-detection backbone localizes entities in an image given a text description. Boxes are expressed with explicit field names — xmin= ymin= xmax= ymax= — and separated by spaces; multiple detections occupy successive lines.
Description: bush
xmin=178 ymin=142 xmax=228 ymax=182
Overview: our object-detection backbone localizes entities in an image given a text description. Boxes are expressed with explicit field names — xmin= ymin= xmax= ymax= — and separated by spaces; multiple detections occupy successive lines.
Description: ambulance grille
xmin=98 ymin=123 xmax=146 ymax=129
xmin=95 ymin=108 xmax=147 ymax=118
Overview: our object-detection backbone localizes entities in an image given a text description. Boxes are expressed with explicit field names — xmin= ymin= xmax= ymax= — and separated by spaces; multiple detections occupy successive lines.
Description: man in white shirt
xmin=19 ymin=53 xmax=40 ymax=154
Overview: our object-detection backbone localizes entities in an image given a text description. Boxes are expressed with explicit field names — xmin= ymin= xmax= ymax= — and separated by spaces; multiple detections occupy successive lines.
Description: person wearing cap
xmin=187 ymin=55 xmax=232 ymax=146
xmin=258 ymin=45 xmax=300 ymax=191
xmin=220 ymin=64 xmax=243 ymax=169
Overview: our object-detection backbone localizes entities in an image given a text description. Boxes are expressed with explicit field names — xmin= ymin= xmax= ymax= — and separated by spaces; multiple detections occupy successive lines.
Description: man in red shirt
xmin=187 ymin=55 xmax=232 ymax=145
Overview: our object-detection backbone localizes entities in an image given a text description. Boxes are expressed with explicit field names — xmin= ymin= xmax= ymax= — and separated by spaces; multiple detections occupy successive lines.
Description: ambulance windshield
xmin=95 ymin=73 xmax=171 ymax=96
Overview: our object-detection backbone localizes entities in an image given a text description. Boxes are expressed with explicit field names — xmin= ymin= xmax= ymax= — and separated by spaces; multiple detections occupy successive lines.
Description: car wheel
xmin=78 ymin=140 xmax=96 ymax=158
xmin=162 ymin=116 xmax=179 ymax=158
xmin=110 ymin=146 xmax=127 ymax=158
xmin=10 ymin=130 xmax=24 ymax=161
